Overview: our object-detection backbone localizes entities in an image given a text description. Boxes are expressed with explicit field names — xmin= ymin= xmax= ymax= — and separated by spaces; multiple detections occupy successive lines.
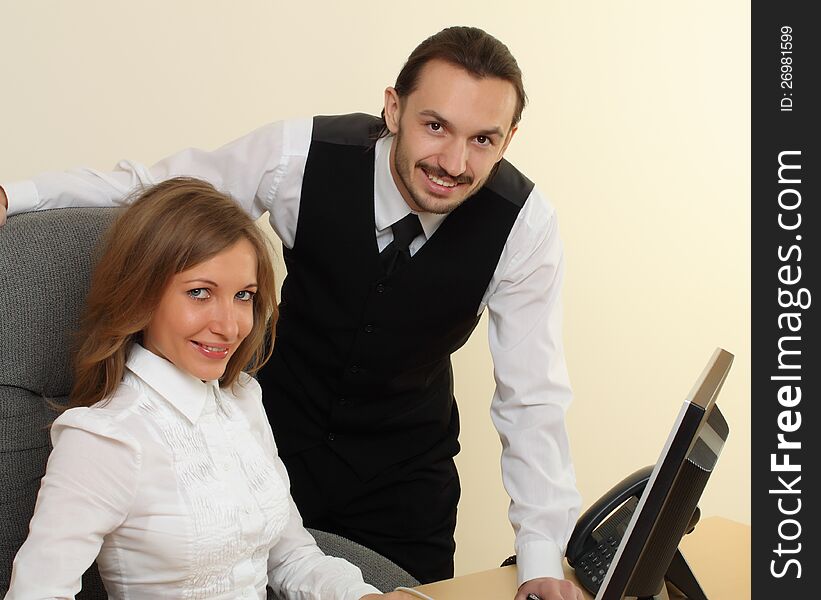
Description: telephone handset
xmin=565 ymin=466 xmax=702 ymax=596
xmin=565 ymin=466 xmax=653 ymax=593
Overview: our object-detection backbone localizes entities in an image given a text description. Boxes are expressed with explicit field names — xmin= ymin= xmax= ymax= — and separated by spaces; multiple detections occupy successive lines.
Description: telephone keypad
xmin=575 ymin=534 xmax=618 ymax=593
xmin=571 ymin=495 xmax=639 ymax=594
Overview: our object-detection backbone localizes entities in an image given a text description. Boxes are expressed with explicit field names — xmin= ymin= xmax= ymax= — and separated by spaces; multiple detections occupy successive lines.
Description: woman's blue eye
xmin=188 ymin=288 xmax=210 ymax=300
xmin=236 ymin=290 xmax=255 ymax=302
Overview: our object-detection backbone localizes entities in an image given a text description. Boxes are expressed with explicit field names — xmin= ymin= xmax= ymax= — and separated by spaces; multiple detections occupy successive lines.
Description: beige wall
xmin=1 ymin=0 xmax=750 ymax=577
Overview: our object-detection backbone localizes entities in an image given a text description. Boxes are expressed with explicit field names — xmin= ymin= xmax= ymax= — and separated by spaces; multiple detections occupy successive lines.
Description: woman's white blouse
xmin=5 ymin=345 xmax=380 ymax=600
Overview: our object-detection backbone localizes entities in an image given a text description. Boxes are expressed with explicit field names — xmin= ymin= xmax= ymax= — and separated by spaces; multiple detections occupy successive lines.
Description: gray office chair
xmin=266 ymin=529 xmax=419 ymax=598
xmin=0 ymin=207 xmax=418 ymax=597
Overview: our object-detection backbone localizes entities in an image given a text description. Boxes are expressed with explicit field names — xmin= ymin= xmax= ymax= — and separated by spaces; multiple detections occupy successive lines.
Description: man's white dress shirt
xmin=5 ymin=345 xmax=380 ymax=600
xmin=3 ymin=117 xmax=581 ymax=584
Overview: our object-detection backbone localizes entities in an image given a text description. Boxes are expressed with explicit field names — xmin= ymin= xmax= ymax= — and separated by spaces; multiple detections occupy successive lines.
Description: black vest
xmin=260 ymin=113 xmax=533 ymax=480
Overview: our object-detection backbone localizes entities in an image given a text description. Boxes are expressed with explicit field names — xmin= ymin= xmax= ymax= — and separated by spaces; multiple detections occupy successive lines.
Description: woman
xmin=5 ymin=178 xmax=407 ymax=600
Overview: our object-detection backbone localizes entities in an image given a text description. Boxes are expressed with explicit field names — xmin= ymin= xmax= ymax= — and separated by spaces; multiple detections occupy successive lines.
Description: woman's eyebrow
xmin=182 ymin=278 xmax=259 ymax=288
xmin=182 ymin=278 xmax=219 ymax=286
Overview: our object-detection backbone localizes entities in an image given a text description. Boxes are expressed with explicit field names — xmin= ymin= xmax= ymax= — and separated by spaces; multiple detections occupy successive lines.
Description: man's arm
xmin=483 ymin=189 xmax=582 ymax=596
xmin=0 ymin=118 xmax=313 ymax=246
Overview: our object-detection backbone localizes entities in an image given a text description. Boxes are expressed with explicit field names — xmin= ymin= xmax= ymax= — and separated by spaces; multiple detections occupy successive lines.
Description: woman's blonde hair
xmin=68 ymin=177 xmax=277 ymax=408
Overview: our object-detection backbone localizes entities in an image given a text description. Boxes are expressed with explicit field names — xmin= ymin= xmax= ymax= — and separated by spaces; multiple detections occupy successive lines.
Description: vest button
xmin=350 ymin=364 xmax=360 ymax=374
xmin=327 ymin=432 xmax=336 ymax=441
xmin=364 ymin=324 xmax=375 ymax=333
xmin=339 ymin=398 xmax=349 ymax=406
xmin=376 ymin=283 xmax=386 ymax=293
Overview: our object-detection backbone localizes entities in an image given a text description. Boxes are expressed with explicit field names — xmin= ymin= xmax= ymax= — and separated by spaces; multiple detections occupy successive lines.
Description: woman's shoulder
xmin=229 ymin=372 xmax=262 ymax=399
xmin=51 ymin=381 xmax=147 ymax=448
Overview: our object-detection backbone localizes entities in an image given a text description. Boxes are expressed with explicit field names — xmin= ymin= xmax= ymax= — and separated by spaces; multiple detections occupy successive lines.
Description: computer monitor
xmin=596 ymin=347 xmax=733 ymax=600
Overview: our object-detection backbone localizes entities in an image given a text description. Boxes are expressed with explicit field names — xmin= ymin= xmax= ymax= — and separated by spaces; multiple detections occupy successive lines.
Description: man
xmin=1 ymin=27 xmax=583 ymax=600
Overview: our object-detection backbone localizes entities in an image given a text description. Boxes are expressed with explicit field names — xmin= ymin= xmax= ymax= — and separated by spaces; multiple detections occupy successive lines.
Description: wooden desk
xmin=414 ymin=517 xmax=750 ymax=599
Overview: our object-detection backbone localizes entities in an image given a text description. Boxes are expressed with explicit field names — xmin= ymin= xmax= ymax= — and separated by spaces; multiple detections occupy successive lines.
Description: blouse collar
xmin=126 ymin=343 xmax=219 ymax=424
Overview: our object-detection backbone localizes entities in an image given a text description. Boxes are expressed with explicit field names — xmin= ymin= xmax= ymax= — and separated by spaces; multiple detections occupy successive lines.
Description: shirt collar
xmin=374 ymin=135 xmax=446 ymax=240
xmin=126 ymin=343 xmax=218 ymax=424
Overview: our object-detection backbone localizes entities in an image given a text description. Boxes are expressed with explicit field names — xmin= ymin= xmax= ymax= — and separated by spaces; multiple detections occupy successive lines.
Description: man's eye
xmin=428 ymin=122 xmax=443 ymax=132
xmin=476 ymin=135 xmax=491 ymax=146
xmin=188 ymin=288 xmax=210 ymax=300
xmin=236 ymin=290 xmax=255 ymax=302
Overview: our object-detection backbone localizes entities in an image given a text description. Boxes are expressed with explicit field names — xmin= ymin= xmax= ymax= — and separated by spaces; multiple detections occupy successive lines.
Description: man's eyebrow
xmin=419 ymin=109 xmax=452 ymax=128
xmin=418 ymin=109 xmax=504 ymax=138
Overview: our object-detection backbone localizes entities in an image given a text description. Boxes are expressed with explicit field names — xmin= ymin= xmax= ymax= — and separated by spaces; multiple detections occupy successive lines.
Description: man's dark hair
xmin=377 ymin=26 xmax=527 ymax=138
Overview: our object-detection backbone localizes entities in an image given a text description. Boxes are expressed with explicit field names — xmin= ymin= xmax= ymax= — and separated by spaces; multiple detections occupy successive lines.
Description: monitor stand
xmin=664 ymin=549 xmax=708 ymax=600
xmin=627 ymin=548 xmax=708 ymax=600
xmin=625 ymin=590 xmax=670 ymax=600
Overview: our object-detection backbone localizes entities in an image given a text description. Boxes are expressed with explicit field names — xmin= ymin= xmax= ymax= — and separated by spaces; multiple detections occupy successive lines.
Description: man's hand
xmin=0 ymin=186 xmax=7 ymax=226
xmin=515 ymin=577 xmax=584 ymax=600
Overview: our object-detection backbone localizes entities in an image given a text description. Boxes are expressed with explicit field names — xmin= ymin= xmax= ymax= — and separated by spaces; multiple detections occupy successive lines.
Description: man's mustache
xmin=417 ymin=162 xmax=473 ymax=185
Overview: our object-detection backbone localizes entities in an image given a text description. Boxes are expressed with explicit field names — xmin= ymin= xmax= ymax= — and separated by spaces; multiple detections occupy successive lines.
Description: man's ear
xmin=383 ymin=87 xmax=402 ymax=134
xmin=497 ymin=125 xmax=518 ymax=162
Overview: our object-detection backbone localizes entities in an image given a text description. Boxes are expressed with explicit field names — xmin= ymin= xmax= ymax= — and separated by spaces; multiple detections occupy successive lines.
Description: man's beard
xmin=392 ymin=131 xmax=486 ymax=215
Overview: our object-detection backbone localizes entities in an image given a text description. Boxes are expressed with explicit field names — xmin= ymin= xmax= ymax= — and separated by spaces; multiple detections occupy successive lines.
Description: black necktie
xmin=380 ymin=213 xmax=423 ymax=275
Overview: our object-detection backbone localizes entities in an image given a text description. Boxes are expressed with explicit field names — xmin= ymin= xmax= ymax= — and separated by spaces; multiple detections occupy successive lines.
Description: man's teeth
xmin=427 ymin=173 xmax=456 ymax=188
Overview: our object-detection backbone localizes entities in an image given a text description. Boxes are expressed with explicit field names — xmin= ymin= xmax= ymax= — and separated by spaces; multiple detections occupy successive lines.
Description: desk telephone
xmin=498 ymin=465 xmax=708 ymax=598
xmin=565 ymin=466 xmax=704 ymax=599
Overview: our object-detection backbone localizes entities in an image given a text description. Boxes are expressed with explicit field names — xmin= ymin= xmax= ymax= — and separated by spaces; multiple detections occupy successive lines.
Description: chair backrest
xmin=306 ymin=528 xmax=419 ymax=591
xmin=0 ymin=207 xmax=120 ymax=598
xmin=1 ymin=207 xmax=419 ymax=598
xmin=266 ymin=529 xmax=419 ymax=599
